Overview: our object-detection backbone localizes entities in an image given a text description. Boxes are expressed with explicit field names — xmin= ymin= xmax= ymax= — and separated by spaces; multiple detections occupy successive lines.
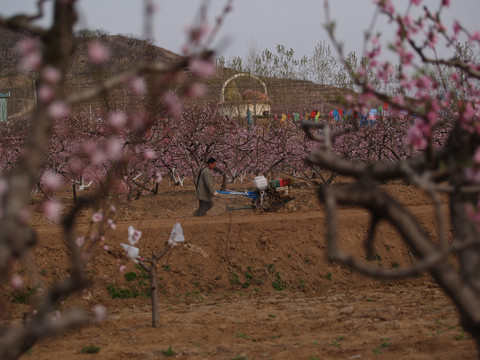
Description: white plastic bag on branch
xmin=168 ymin=222 xmax=185 ymax=247
xmin=127 ymin=225 xmax=142 ymax=245
xmin=122 ymin=225 xmax=142 ymax=263
xmin=120 ymin=243 xmax=140 ymax=263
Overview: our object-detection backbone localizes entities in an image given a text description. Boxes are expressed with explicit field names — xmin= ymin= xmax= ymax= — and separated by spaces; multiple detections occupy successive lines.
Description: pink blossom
xmin=468 ymin=62 xmax=480 ymax=72
xmin=105 ymin=138 xmax=123 ymax=160
xmin=189 ymin=58 xmax=216 ymax=78
xmin=466 ymin=167 xmax=480 ymax=183
xmin=108 ymin=219 xmax=116 ymax=230
xmin=129 ymin=112 xmax=148 ymax=130
xmin=186 ymin=22 xmax=210 ymax=46
xmin=76 ymin=236 xmax=85 ymax=247
xmin=17 ymin=38 xmax=41 ymax=71
xmin=41 ymin=199 xmax=63 ymax=223
xmin=473 ymin=148 xmax=480 ymax=165
xmin=37 ymin=85 xmax=55 ymax=102
xmin=401 ymin=15 xmax=413 ymax=28
xmin=68 ymin=157 xmax=85 ymax=176
xmin=427 ymin=32 xmax=438 ymax=48
xmin=461 ymin=102 xmax=475 ymax=123
xmin=426 ymin=111 xmax=438 ymax=125
xmin=378 ymin=62 xmax=393 ymax=83
xmin=10 ymin=275 xmax=24 ymax=290
xmin=185 ymin=83 xmax=207 ymax=99
xmin=17 ymin=38 xmax=38 ymax=56
xmin=181 ymin=44 xmax=192 ymax=56
xmin=406 ymin=121 xmax=429 ymax=150
xmin=416 ymin=75 xmax=432 ymax=90
xmin=118 ymin=264 xmax=126 ymax=273
xmin=42 ymin=66 xmax=62 ymax=84
xmin=49 ymin=101 xmax=71 ymax=119
xmin=108 ymin=111 xmax=127 ymax=131
xmin=103 ymin=245 xmax=110 ymax=251
xmin=397 ymin=47 xmax=414 ymax=65
xmin=93 ymin=305 xmax=107 ymax=322
xmin=410 ymin=0 xmax=421 ymax=5
xmin=143 ymin=148 xmax=156 ymax=160
xmin=450 ymin=72 xmax=460 ymax=83
xmin=453 ymin=21 xmax=461 ymax=35
xmin=128 ymin=76 xmax=146 ymax=95
xmin=375 ymin=0 xmax=395 ymax=15
xmin=163 ymin=91 xmax=182 ymax=116
xmin=442 ymin=0 xmax=450 ymax=6
xmin=19 ymin=53 xmax=41 ymax=72
xmin=41 ymin=171 xmax=64 ymax=190
xmin=92 ymin=212 xmax=103 ymax=223
xmin=88 ymin=41 xmax=111 ymax=64
xmin=435 ymin=22 xmax=446 ymax=34
xmin=90 ymin=148 xmax=107 ymax=166
xmin=470 ymin=31 xmax=480 ymax=42
xmin=356 ymin=67 xmax=366 ymax=77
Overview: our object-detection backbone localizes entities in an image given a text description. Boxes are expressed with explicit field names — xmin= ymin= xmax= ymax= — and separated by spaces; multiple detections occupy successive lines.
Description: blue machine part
xmin=216 ymin=190 xmax=260 ymax=199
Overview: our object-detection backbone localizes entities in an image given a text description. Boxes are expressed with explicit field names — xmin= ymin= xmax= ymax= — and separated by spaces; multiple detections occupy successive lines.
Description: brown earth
xmin=4 ymin=179 xmax=478 ymax=359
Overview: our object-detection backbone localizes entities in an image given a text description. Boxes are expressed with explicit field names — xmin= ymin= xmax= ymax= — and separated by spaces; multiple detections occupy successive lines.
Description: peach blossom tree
xmin=306 ymin=0 xmax=480 ymax=351
xmin=0 ymin=0 xmax=232 ymax=359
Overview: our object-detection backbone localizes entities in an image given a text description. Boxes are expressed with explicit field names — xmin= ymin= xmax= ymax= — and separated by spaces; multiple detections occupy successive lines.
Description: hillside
xmin=0 ymin=29 xmax=350 ymax=122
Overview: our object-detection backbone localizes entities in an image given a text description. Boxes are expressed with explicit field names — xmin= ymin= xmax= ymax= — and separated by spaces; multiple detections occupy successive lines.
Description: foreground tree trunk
xmin=138 ymin=243 xmax=172 ymax=328
xmin=149 ymin=258 xmax=160 ymax=328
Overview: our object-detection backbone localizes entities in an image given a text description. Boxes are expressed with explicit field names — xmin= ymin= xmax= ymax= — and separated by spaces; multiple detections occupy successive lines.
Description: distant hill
xmin=0 ymin=29 xmax=350 ymax=121
xmin=0 ymin=28 xmax=183 ymax=74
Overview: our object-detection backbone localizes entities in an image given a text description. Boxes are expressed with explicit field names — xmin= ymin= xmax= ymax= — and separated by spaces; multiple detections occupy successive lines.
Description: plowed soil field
xmin=4 ymin=179 xmax=477 ymax=359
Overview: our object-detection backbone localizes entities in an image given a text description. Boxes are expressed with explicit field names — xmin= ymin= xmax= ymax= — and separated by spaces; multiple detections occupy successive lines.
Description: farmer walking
xmin=194 ymin=157 xmax=218 ymax=216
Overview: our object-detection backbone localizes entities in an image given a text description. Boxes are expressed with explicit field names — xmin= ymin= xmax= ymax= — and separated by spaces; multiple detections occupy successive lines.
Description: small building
xmin=219 ymin=73 xmax=270 ymax=119
xmin=0 ymin=92 xmax=10 ymax=122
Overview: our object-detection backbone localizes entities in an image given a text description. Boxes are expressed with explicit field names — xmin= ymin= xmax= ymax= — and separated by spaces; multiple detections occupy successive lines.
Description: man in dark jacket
xmin=194 ymin=157 xmax=218 ymax=216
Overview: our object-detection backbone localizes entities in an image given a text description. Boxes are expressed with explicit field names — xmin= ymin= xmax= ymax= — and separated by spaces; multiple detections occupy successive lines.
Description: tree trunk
xmin=72 ymin=182 xmax=77 ymax=204
xmin=149 ymin=259 xmax=160 ymax=328
xmin=221 ymin=173 xmax=227 ymax=191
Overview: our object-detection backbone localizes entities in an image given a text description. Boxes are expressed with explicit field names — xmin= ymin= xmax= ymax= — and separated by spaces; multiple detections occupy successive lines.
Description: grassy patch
xmin=81 ymin=344 xmax=101 ymax=354
xmin=12 ymin=286 xmax=39 ymax=305
xmin=266 ymin=264 xmax=287 ymax=291
xmin=229 ymin=266 xmax=263 ymax=289
xmin=161 ymin=345 xmax=175 ymax=357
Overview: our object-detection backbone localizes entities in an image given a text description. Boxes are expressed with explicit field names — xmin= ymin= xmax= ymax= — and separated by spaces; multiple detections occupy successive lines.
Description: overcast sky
xmin=3 ymin=0 xmax=480 ymax=62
